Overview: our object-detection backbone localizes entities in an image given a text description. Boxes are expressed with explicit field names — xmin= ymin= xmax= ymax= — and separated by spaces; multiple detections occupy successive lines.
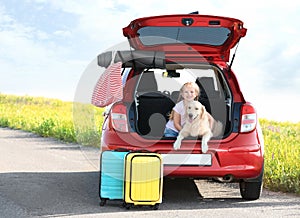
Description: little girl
xmin=164 ymin=82 xmax=200 ymax=137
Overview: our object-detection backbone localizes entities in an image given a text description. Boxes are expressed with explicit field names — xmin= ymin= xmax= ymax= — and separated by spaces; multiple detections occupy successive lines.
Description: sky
xmin=0 ymin=0 xmax=299 ymax=122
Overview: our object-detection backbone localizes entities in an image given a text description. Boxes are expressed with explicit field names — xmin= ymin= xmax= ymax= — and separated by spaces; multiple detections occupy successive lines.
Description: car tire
xmin=239 ymin=165 xmax=264 ymax=200
xmin=239 ymin=180 xmax=263 ymax=200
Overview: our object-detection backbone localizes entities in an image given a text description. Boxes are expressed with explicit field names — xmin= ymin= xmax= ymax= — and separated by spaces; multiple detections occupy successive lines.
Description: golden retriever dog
xmin=173 ymin=101 xmax=223 ymax=153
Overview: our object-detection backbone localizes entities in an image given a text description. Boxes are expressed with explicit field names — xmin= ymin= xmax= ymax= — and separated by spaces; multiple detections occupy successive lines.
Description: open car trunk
xmin=119 ymin=14 xmax=247 ymax=139
xmin=131 ymin=63 xmax=232 ymax=139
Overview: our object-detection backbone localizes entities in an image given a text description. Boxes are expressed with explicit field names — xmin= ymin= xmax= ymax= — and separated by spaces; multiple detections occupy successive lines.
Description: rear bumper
xmin=101 ymin=130 xmax=264 ymax=180
xmin=162 ymin=147 xmax=263 ymax=179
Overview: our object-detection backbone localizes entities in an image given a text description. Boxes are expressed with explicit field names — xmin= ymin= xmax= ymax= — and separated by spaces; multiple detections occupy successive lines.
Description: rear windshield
xmin=135 ymin=66 xmax=229 ymax=101
xmin=142 ymin=68 xmax=222 ymax=93
xmin=137 ymin=26 xmax=231 ymax=46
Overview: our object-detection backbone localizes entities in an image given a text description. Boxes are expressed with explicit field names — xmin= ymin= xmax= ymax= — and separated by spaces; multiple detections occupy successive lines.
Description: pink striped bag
xmin=91 ymin=56 xmax=123 ymax=107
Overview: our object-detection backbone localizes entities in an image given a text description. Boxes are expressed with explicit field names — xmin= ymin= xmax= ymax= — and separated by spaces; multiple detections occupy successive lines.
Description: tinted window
xmin=136 ymin=68 xmax=215 ymax=93
xmin=137 ymin=27 xmax=231 ymax=46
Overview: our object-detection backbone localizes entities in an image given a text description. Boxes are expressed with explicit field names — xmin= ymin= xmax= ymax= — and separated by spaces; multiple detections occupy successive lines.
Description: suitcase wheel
xmin=123 ymin=202 xmax=132 ymax=210
xmin=151 ymin=204 xmax=159 ymax=210
xmin=99 ymin=199 xmax=106 ymax=206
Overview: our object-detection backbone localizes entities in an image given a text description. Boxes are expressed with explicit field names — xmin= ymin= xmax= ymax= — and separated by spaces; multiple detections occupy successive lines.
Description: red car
xmin=98 ymin=13 xmax=264 ymax=200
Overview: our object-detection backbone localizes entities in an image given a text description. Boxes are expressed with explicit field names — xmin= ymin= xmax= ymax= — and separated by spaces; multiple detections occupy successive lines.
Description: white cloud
xmin=0 ymin=4 xmax=85 ymax=100
xmin=0 ymin=0 xmax=299 ymax=121
xmin=53 ymin=30 xmax=70 ymax=37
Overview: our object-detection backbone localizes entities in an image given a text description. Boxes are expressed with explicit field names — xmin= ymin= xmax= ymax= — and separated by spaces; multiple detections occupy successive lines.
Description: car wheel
xmin=239 ymin=180 xmax=263 ymax=200
xmin=239 ymin=165 xmax=264 ymax=200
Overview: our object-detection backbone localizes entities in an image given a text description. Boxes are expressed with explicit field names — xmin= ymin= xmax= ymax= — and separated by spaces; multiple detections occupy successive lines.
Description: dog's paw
xmin=173 ymin=140 xmax=181 ymax=150
xmin=201 ymin=142 xmax=208 ymax=153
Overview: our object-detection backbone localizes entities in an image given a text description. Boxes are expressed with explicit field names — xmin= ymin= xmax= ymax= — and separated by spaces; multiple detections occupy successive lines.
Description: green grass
xmin=0 ymin=94 xmax=299 ymax=195
xmin=0 ymin=94 xmax=104 ymax=146
xmin=260 ymin=119 xmax=300 ymax=195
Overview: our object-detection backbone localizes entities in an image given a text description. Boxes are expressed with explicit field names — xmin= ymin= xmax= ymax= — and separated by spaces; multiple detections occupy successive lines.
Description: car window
xmin=137 ymin=27 xmax=231 ymax=46
xmin=152 ymin=68 xmax=221 ymax=93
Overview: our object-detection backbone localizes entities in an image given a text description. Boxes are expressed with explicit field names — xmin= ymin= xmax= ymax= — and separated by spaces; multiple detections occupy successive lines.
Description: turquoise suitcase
xmin=99 ymin=150 xmax=128 ymax=206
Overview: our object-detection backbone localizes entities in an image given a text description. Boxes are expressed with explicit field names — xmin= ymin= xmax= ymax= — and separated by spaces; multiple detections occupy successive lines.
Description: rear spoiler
xmin=97 ymin=50 xmax=165 ymax=69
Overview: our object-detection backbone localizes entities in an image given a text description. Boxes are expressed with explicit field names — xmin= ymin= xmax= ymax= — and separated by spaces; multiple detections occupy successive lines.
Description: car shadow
xmin=0 ymin=172 xmax=299 ymax=217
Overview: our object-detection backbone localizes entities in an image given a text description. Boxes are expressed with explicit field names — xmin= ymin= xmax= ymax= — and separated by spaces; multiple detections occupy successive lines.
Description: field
xmin=260 ymin=119 xmax=300 ymax=194
xmin=0 ymin=94 xmax=104 ymax=146
xmin=0 ymin=94 xmax=299 ymax=195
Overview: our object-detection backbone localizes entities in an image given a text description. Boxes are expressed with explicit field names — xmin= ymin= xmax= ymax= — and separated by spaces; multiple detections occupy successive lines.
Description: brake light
xmin=240 ymin=103 xmax=257 ymax=133
xmin=110 ymin=103 xmax=129 ymax=132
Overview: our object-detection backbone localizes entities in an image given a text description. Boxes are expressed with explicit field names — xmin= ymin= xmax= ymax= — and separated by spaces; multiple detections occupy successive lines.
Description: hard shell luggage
xmin=99 ymin=150 xmax=128 ymax=206
xmin=123 ymin=152 xmax=163 ymax=209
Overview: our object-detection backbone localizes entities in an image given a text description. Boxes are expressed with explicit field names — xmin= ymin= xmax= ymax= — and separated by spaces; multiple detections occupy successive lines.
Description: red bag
xmin=91 ymin=61 xmax=123 ymax=107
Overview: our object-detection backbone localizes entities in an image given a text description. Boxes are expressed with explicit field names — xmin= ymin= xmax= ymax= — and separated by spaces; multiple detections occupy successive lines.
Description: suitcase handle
xmin=114 ymin=147 xmax=131 ymax=152
xmin=132 ymin=149 xmax=152 ymax=153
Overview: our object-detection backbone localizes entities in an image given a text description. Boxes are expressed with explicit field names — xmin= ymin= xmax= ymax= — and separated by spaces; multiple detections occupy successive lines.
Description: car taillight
xmin=110 ymin=103 xmax=129 ymax=132
xmin=240 ymin=103 xmax=257 ymax=133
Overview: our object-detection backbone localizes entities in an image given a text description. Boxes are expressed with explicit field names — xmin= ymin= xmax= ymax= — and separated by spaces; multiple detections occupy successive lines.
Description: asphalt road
xmin=0 ymin=127 xmax=300 ymax=218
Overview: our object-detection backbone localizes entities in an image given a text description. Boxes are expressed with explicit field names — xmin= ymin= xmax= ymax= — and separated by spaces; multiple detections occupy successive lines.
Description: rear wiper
xmin=175 ymin=28 xmax=180 ymax=41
